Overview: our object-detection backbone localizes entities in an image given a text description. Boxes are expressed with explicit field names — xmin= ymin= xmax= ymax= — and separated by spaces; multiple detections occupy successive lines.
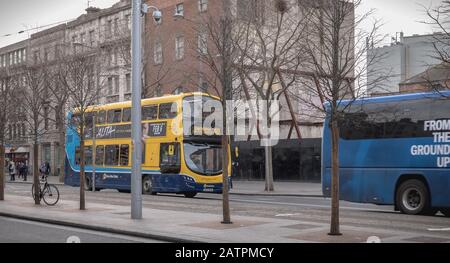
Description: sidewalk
xmin=0 ymin=194 xmax=447 ymax=243
xmin=231 ymin=180 xmax=322 ymax=197
xmin=7 ymin=177 xmax=323 ymax=197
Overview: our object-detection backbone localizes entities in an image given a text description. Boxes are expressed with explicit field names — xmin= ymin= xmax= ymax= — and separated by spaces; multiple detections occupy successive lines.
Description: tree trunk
xmin=264 ymin=145 xmax=274 ymax=191
xmin=58 ymin=130 xmax=66 ymax=183
xmin=329 ymin=118 xmax=341 ymax=236
xmin=221 ymin=98 xmax=232 ymax=224
xmin=264 ymin=104 xmax=274 ymax=192
xmin=0 ymin=144 xmax=4 ymax=201
xmin=33 ymin=143 xmax=40 ymax=205
xmin=79 ymin=137 xmax=86 ymax=210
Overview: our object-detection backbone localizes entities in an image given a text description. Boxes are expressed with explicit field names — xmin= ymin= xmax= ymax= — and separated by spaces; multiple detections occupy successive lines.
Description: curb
xmin=0 ymin=212 xmax=204 ymax=243
xmin=6 ymin=181 xmax=65 ymax=186
xmin=230 ymin=192 xmax=323 ymax=198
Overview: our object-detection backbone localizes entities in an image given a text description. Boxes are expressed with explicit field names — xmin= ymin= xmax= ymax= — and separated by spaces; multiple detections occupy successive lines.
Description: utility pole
xmin=92 ymin=114 xmax=96 ymax=192
xmin=131 ymin=0 xmax=143 ymax=220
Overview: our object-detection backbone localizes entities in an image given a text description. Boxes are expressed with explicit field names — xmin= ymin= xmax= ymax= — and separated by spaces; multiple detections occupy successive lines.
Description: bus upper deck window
xmin=122 ymin=108 xmax=131 ymax=122
xmin=143 ymin=105 xmax=158 ymax=120
xmin=107 ymin=109 xmax=122 ymax=124
xmin=97 ymin=111 xmax=106 ymax=125
xmin=159 ymin=103 xmax=178 ymax=119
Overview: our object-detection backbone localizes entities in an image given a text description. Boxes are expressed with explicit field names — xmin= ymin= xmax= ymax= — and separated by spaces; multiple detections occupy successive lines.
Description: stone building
xmin=0 ymin=0 xmax=133 ymax=177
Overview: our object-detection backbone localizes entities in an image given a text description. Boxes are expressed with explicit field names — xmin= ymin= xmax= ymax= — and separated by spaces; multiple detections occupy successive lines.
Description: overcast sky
xmin=0 ymin=0 xmax=445 ymax=48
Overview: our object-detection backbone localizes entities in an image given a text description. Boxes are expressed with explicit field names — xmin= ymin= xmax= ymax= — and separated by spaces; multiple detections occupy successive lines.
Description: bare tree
xmin=424 ymin=1 xmax=450 ymax=65
xmin=65 ymin=51 xmax=104 ymax=210
xmin=188 ymin=0 xmax=251 ymax=224
xmin=20 ymin=63 xmax=48 ymax=205
xmin=297 ymin=0 xmax=385 ymax=235
xmin=233 ymin=0 xmax=312 ymax=192
xmin=0 ymin=68 xmax=13 ymax=201
xmin=46 ymin=49 xmax=71 ymax=183
xmin=421 ymin=1 xmax=450 ymax=93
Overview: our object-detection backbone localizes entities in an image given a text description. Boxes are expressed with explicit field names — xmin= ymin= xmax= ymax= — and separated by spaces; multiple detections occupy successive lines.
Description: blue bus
xmin=322 ymin=90 xmax=450 ymax=216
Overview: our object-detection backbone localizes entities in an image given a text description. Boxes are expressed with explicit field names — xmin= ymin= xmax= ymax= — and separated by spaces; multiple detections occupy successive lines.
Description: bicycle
xmin=32 ymin=175 xmax=60 ymax=206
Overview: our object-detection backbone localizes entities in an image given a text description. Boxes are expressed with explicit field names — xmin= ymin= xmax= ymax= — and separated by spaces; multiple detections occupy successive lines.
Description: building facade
xmin=0 ymin=0 xmax=133 ymax=176
xmin=367 ymin=33 xmax=449 ymax=96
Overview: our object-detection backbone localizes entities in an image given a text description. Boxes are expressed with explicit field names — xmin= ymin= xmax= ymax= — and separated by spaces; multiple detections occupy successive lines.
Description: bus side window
xmin=95 ymin=145 xmax=105 ymax=166
xmin=75 ymin=147 xmax=81 ymax=165
xmin=85 ymin=146 xmax=93 ymax=165
xmin=120 ymin=145 xmax=129 ymax=166
xmin=122 ymin=108 xmax=131 ymax=123
xmin=160 ymin=143 xmax=180 ymax=173
xmin=97 ymin=111 xmax=106 ymax=125
xmin=143 ymin=105 xmax=158 ymax=120
xmin=105 ymin=145 xmax=119 ymax=166
xmin=107 ymin=109 xmax=122 ymax=124
xmin=159 ymin=103 xmax=178 ymax=119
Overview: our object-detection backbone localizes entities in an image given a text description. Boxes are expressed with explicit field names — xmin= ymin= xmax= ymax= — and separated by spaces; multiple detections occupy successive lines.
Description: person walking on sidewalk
xmin=8 ymin=160 xmax=16 ymax=181
xmin=22 ymin=162 xmax=29 ymax=182
xmin=17 ymin=162 xmax=24 ymax=179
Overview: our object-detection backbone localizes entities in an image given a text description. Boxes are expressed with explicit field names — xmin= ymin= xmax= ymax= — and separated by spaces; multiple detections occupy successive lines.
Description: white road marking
xmin=427 ymin=228 xmax=450 ymax=231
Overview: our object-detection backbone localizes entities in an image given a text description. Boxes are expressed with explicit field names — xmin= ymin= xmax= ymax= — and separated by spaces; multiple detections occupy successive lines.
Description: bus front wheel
xmin=396 ymin=179 xmax=432 ymax=215
xmin=184 ymin=192 xmax=197 ymax=198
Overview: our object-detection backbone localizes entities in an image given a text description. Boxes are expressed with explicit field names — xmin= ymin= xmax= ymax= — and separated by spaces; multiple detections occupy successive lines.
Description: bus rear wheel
xmin=396 ymin=179 xmax=432 ymax=215
xmin=142 ymin=176 xmax=156 ymax=195
xmin=184 ymin=192 xmax=197 ymax=198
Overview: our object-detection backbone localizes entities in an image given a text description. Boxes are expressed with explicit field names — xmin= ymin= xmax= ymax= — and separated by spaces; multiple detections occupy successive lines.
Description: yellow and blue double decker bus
xmin=65 ymin=92 xmax=231 ymax=198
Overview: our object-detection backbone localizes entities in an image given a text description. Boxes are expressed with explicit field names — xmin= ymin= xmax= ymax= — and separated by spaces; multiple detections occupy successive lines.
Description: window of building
xmin=44 ymin=48 xmax=49 ymax=62
xmin=33 ymin=50 xmax=40 ymax=64
xmin=237 ymin=0 xmax=265 ymax=24
xmin=198 ymin=0 xmax=208 ymax=12
xmin=175 ymin=36 xmax=185 ymax=60
xmin=159 ymin=103 xmax=178 ymax=119
xmin=114 ymin=76 xmax=120 ymax=94
xmin=125 ymin=14 xmax=131 ymax=30
xmin=174 ymin=86 xmax=183 ymax=95
xmin=154 ymin=42 xmax=163 ymax=64
xmin=105 ymin=145 xmax=120 ymax=166
xmin=107 ymin=20 xmax=112 ymax=37
xmin=200 ymin=81 xmax=208 ymax=93
xmin=89 ymin=30 xmax=95 ymax=46
xmin=80 ymin=33 xmax=86 ymax=44
xmin=114 ymin=18 xmax=119 ymax=33
xmin=125 ymin=73 xmax=131 ymax=93
xmin=155 ymin=84 xmax=163 ymax=97
xmin=198 ymin=32 xmax=208 ymax=55
xmin=142 ymin=105 xmax=158 ymax=120
xmin=108 ymin=77 xmax=113 ymax=95
xmin=175 ymin=3 xmax=184 ymax=16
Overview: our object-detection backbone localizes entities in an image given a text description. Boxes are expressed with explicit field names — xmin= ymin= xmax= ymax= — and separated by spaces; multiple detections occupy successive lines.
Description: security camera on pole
xmin=130 ymin=0 xmax=161 ymax=220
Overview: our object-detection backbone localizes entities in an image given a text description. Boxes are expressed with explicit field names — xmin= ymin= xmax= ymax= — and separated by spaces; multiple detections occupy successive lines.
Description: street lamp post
xmin=131 ymin=0 xmax=143 ymax=220
xmin=130 ymin=0 xmax=161 ymax=220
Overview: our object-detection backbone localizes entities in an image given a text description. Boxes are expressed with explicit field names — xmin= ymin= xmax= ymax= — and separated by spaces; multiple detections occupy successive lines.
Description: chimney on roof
xmin=86 ymin=6 xmax=101 ymax=14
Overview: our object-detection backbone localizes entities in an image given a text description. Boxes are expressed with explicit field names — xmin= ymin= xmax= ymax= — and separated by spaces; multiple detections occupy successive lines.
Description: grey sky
xmin=0 ymin=0 xmax=445 ymax=48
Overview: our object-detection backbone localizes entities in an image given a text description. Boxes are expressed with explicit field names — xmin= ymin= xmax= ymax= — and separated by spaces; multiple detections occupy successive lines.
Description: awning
xmin=5 ymin=147 xmax=30 ymax=154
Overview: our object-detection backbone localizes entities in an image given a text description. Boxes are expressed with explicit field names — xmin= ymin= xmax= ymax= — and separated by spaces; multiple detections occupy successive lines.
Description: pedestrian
xmin=39 ymin=162 xmax=46 ymax=179
xmin=22 ymin=162 xmax=28 ymax=182
xmin=8 ymin=160 xmax=16 ymax=181
xmin=18 ymin=162 xmax=24 ymax=179
xmin=45 ymin=161 xmax=51 ymax=177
